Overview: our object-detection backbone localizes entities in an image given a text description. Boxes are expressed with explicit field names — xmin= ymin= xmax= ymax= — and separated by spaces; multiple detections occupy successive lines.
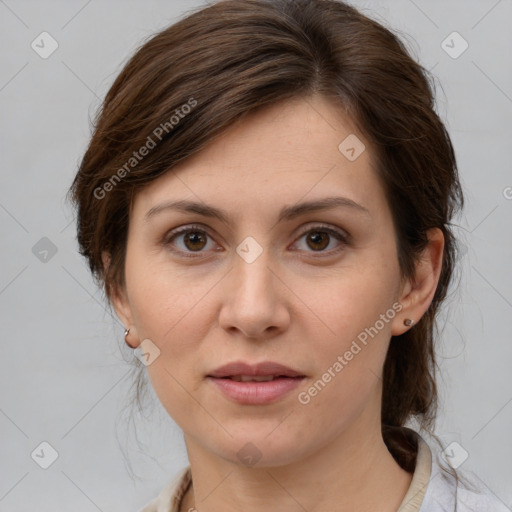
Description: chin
xmin=210 ymin=429 xmax=311 ymax=469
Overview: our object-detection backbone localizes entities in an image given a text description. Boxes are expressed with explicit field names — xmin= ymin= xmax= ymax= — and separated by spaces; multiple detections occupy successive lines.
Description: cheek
xmin=124 ymin=253 xmax=221 ymax=399
xmin=125 ymin=245 xmax=214 ymax=340
xmin=294 ymin=276 xmax=396 ymax=431
xmin=291 ymin=248 xmax=400 ymax=392
xmin=297 ymin=254 xmax=398 ymax=345
xmin=145 ymin=364 xmax=201 ymax=437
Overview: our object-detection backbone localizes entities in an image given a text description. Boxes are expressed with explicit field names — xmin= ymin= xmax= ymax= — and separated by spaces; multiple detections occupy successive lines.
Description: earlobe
xmin=123 ymin=326 xmax=140 ymax=349
xmin=391 ymin=228 xmax=444 ymax=336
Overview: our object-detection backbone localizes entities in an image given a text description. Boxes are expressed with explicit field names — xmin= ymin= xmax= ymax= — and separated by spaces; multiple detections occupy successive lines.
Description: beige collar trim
xmin=397 ymin=432 xmax=432 ymax=511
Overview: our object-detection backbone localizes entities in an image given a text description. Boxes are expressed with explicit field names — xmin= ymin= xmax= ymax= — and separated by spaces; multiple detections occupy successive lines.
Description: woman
xmin=67 ymin=0 xmax=508 ymax=510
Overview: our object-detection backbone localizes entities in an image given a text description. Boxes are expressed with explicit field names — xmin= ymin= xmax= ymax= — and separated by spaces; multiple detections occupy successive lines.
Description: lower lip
xmin=207 ymin=376 xmax=305 ymax=405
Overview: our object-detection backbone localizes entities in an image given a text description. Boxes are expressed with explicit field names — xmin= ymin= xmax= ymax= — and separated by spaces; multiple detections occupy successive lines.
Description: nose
xmin=218 ymin=247 xmax=291 ymax=340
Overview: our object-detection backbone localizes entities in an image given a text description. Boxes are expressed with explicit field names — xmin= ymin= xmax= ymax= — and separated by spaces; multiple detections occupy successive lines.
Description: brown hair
xmin=67 ymin=0 xmax=464 ymax=471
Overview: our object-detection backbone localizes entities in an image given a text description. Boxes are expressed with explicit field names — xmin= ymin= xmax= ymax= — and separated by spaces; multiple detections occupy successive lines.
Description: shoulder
xmin=138 ymin=466 xmax=191 ymax=512
xmin=413 ymin=431 xmax=510 ymax=512
xmin=389 ymin=426 xmax=509 ymax=512
xmin=420 ymin=467 xmax=510 ymax=511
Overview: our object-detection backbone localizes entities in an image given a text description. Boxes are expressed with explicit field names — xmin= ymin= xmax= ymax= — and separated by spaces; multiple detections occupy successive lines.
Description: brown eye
xmin=306 ymin=231 xmax=330 ymax=251
xmin=164 ymin=225 xmax=216 ymax=257
xmin=164 ymin=223 xmax=349 ymax=259
xmin=293 ymin=225 xmax=349 ymax=256
xmin=182 ymin=231 xmax=208 ymax=251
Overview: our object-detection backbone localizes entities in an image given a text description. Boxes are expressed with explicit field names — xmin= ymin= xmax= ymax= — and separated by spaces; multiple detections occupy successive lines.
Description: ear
xmin=102 ymin=250 xmax=139 ymax=345
xmin=391 ymin=228 xmax=444 ymax=336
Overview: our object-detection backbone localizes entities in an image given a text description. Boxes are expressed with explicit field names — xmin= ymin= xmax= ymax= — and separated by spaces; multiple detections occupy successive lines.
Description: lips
xmin=207 ymin=361 xmax=306 ymax=405
xmin=207 ymin=361 xmax=305 ymax=379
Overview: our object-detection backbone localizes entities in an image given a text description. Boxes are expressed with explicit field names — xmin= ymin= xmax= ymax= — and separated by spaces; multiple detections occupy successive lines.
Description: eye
xmin=163 ymin=223 xmax=349 ymax=258
xmin=163 ymin=224 xmax=218 ymax=257
xmin=292 ymin=224 xmax=349 ymax=256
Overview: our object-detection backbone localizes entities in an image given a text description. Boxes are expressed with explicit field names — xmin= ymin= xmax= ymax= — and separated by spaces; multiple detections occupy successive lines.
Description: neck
xmin=180 ymin=421 xmax=413 ymax=512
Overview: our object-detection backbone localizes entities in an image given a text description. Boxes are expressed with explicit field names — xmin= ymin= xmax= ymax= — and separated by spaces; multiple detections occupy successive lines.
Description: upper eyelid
xmin=167 ymin=221 xmax=348 ymax=235
xmin=165 ymin=222 xmax=350 ymax=246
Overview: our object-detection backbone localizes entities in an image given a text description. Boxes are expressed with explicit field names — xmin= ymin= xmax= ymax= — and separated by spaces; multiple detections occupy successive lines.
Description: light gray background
xmin=0 ymin=0 xmax=511 ymax=510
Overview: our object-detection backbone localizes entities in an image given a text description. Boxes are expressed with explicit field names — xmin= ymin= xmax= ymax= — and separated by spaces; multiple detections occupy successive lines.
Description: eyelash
xmin=162 ymin=223 xmax=350 ymax=259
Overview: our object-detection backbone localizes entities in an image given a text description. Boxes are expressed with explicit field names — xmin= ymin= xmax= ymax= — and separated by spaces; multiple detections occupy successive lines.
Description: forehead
xmin=132 ymin=94 xmax=387 ymax=220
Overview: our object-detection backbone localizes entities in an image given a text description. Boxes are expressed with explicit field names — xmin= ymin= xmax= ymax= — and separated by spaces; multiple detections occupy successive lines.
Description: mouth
xmin=214 ymin=375 xmax=304 ymax=382
xmin=206 ymin=375 xmax=305 ymax=405
xmin=206 ymin=361 xmax=306 ymax=405
xmin=207 ymin=360 xmax=306 ymax=379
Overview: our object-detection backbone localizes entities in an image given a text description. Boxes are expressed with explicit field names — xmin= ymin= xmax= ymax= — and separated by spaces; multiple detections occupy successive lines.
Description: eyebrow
xmin=144 ymin=196 xmax=371 ymax=225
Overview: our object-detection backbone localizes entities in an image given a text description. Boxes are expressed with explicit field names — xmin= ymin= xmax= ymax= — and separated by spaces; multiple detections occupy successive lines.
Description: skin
xmin=107 ymin=93 xmax=444 ymax=512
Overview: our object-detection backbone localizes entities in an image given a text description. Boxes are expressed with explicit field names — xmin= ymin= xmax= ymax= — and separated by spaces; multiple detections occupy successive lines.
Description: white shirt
xmin=139 ymin=427 xmax=509 ymax=512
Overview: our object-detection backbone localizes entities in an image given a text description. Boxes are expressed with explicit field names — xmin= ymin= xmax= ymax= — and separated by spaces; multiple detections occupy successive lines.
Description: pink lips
xmin=207 ymin=360 xmax=306 ymax=405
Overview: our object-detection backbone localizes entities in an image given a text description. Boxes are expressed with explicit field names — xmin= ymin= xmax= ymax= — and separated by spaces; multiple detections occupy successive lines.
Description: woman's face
xmin=113 ymin=94 xmax=417 ymax=467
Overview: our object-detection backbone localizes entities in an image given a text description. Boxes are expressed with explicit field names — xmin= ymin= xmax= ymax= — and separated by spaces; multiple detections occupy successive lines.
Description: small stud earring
xmin=404 ymin=319 xmax=413 ymax=327
xmin=124 ymin=327 xmax=133 ymax=348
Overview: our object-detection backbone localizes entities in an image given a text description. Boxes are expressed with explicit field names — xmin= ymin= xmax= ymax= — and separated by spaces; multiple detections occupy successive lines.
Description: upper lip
xmin=207 ymin=361 xmax=305 ymax=378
